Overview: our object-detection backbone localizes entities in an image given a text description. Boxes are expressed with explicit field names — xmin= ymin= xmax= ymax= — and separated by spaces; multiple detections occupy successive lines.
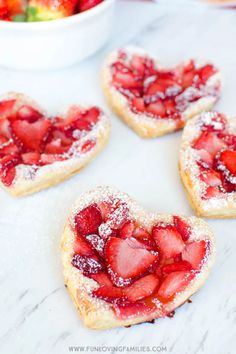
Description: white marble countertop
xmin=0 ymin=1 xmax=236 ymax=353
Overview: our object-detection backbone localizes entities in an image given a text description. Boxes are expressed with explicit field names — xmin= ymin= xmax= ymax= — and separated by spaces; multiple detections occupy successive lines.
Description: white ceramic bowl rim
xmin=0 ymin=0 xmax=114 ymax=31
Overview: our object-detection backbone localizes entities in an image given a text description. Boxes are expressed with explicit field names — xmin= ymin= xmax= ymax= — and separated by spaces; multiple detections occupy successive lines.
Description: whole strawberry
xmin=78 ymin=0 xmax=103 ymax=12
xmin=27 ymin=0 xmax=77 ymax=21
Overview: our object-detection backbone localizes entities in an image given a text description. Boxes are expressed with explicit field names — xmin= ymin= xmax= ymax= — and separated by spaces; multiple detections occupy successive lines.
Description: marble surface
xmin=0 ymin=1 xmax=236 ymax=353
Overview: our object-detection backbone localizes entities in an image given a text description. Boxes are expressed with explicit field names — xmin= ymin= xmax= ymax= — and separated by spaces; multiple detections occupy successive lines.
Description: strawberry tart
xmin=180 ymin=111 xmax=236 ymax=218
xmin=102 ymin=47 xmax=221 ymax=138
xmin=61 ymin=186 xmax=215 ymax=329
xmin=0 ymin=93 xmax=110 ymax=196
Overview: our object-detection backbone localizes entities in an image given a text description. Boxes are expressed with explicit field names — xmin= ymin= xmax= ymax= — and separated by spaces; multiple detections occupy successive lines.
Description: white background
xmin=0 ymin=1 xmax=236 ymax=353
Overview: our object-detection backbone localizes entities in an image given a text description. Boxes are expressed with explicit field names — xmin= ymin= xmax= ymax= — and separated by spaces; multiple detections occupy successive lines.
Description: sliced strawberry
xmin=105 ymin=237 xmax=157 ymax=281
xmin=52 ymin=129 xmax=73 ymax=145
xmin=200 ymin=170 xmax=222 ymax=187
xmin=113 ymin=71 xmax=142 ymax=89
xmin=45 ymin=139 xmax=71 ymax=154
xmin=133 ymin=225 xmax=152 ymax=240
xmin=91 ymin=273 xmax=124 ymax=303
xmin=162 ymin=260 xmax=192 ymax=274
xmin=16 ymin=105 xmax=43 ymax=122
xmin=71 ymin=254 xmax=104 ymax=276
xmin=0 ymin=141 xmax=19 ymax=156
xmin=203 ymin=186 xmax=222 ymax=199
xmin=78 ymin=0 xmax=103 ymax=12
xmin=0 ymin=135 xmax=8 ymax=145
xmin=97 ymin=201 xmax=113 ymax=221
xmin=0 ymin=154 xmax=19 ymax=186
xmin=81 ymin=140 xmax=96 ymax=153
xmin=11 ymin=119 xmax=51 ymax=152
xmin=131 ymin=97 xmax=146 ymax=113
xmin=73 ymin=234 xmax=94 ymax=257
xmin=83 ymin=107 xmax=100 ymax=125
xmin=85 ymin=234 xmax=105 ymax=256
xmin=21 ymin=152 xmax=40 ymax=165
xmin=157 ymin=271 xmax=192 ymax=301
xmin=0 ymin=119 xmax=11 ymax=138
xmin=193 ymin=131 xmax=226 ymax=156
xmin=119 ymin=220 xmax=135 ymax=239
xmin=182 ymin=241 xmax=207 ymax=270
xmin=146 ymin=100 xmax=166 ymax=117
xmin=173 ymin=216 xmax=191 ymax=241
xmin=130 ymin=55 xmax=146 ymax=76
xmin=152 ymin=226 xmax=185 ymax=259
xmin=114 ymin=302 xmax=153 ymax=320
xmin=75 ymin=204 xmax=103 ymax=236
xmin=40 ymin=153 xmax=64 ymax=165
xmin=124 ymin=274 xmax=159 ymax=302
xmin=182 ymin=70 xmax=195 ymax=89
xmin=0 ymin=99 xmax=16 ymax=118
xmin=218 ymin=150 xmax=236 ymax=177
xmin=198 ymin=64 xmax=216 ymax=83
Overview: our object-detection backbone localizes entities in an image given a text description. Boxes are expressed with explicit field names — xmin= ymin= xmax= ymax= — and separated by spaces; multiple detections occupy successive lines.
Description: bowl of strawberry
xmin=0 ymin=0 xmax=115 ymax=70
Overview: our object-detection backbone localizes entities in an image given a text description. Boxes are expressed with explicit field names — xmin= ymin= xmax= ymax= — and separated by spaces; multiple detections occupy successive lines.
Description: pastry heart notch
xmin=102 ymin=46 xmax=221 ymax=138
xmin=0 ymin=93 xmax=110 ymax=196
xmin=61 ymin=186 xmax=215 ymax=329
xmin=180 ymin=111 xmax=236 ymax=218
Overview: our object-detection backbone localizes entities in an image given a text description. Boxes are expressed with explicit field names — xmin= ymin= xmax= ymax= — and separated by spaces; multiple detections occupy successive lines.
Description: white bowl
xmin=0 ymin=0 xmax=115 ymax=70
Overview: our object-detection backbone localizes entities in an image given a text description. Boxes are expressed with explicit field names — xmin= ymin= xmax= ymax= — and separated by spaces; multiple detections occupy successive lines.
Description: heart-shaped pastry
xmin=0 ymin=93 xmax=110 ymax=196
xmin=180 ymin=111 xmax=236 ymax=218
xmin=102 ymin=47 xmax=221 ymax=138
xmin=61 ymin=186 xmax=215 ymax=329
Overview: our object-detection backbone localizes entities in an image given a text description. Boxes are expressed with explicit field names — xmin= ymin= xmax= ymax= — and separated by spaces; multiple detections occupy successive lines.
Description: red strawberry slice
xmin=91 ymin=273 xmax=124 ymax=303
xmin=114 ymin=302 xmax=153 ymax=320
xmin=162 ymin=260 xmax=192 ymax=274
xmin=75 ymin=204 xmax=103 ymax=236
xmin=124 ymin=274 xmax=159 ymax=302
xmin=78 ymin=0 xmax=103 ymax=12
xmin=83 ymin=107 xmax=100 ymax=125
xmin=146 ymin=100 xmax=166 ymax=117
xmin=130 ymin=55 xmax=146 ymax=76
xmin=81 ymin=140 xmax=96 ymax=153
xmin=198 ymin=64 xmax=216 ymax=83
xmin=97 ymin=201 xmax=113 ymax=221
xmin=152 ymin=226 xmax=185 ymax=259
xmin=0 ymin=119 xmax=11 ymax=138
xmin=22 ymin=152 xmax=40 ymax=165
xmin=193 ymin=131 xmax=226 ymax=156
xmin=113 ymin=71 xmax=143 ymax=89
xmin=71 ymin=254 xmax=104 ymax=276
xmin=0 ymin=142 xmax=19 ymax=156
xmin=131 ymin=97 xmax=146 ymax=113
xmin=11 ymin=119 xmax=51 ymax=152
xmin=119 ymin=220 xmax=135 ymax=239
xmin=73 ymin=234 xmax=94 ymax=257
xmin=40 ymin=153 xmax=64 ymax=164
xmin=218 ymin=150 xmax=236 ymax=177
xmin=45 ymin=139 xmax=71 ymax=154
xmin=203 ymin=186 xmax=222 ymax=199
xmin=133 ymin=225 xmax=151 ymax=240
xmin=173 ymin=216 xmax=191 ymax=241
xmin=182 ymin=241 xmax=207 ymax=270
xmin=157 ymin=271 xmax=192 ymax=301
xmin=105 ymin=237 xmax=157 ymax=280
xmin=16 ymin=105 xmax=43 ymax=123
xmin=200 ymin=170 xmax=222 ymax=187
xmin=0 ymin=154 xmax=19 ymax=186
xmin=0 ymin=99 xmax=16 ymax=118
xmin=0 ymin=136 xmax=8 ymax=145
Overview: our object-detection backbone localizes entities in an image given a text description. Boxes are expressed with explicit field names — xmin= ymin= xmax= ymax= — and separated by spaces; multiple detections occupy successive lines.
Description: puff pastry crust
xmin=0 ymin=93 xmax=110 ymax=197
xmin=61 ymin=186 xmax=215 ymax=330
xmin=101 ymin=47 xmax=221 ymax=138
